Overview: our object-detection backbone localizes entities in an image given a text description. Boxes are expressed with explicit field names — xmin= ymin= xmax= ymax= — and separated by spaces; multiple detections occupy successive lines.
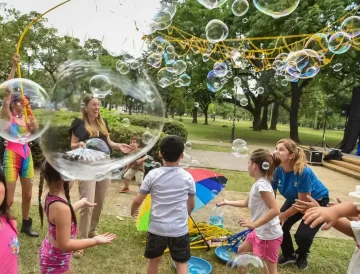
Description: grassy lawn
xmin=214 ymin=169 xmax=253 ymax=193
xmin=14 ymin=203 xmax=353 ymax=274
xmin=180 ymin=116 xmax=344 ymax=147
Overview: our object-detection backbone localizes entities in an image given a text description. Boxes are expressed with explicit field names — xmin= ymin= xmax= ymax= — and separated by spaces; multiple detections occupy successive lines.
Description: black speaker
xmin=304 ymin=149 xmax=323 ymax=165
xmin=340 ymin=103 xmax=351 ymax=117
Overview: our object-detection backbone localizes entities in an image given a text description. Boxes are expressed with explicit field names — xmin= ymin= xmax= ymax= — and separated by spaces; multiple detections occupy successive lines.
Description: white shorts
xmin=123 ymin=169 xmax=144 ymax=184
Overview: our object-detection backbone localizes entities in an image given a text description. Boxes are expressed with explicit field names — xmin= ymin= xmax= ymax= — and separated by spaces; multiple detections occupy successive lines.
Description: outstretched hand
xmin=293 ymin=195 xmax=320 ymax=213
xmin=238 ymin=218 xmax=256 ymax=230
xmin=93 ymin=233 xmax=116 ymax=244
xmin=80 ymin=198 xmax=96 ymax=208
xmin=303 ymin=206 xmax=339 ymax=230
xmin=216 ymin=199 xmax=228 ymax=207
xmin=118 ymin=143 xmax=132 ymax=153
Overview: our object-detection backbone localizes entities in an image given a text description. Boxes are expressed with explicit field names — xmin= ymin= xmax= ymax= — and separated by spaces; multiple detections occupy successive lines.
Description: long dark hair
xmin=0 ymin=168 xmax=16 ymax=232
xmin=38 ymin=161 xmax=77 ymax=227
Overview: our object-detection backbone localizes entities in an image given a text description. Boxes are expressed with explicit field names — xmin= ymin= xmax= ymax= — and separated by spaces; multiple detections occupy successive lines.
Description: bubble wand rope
xmin=15 ymin=0 xmax=71 ymax=123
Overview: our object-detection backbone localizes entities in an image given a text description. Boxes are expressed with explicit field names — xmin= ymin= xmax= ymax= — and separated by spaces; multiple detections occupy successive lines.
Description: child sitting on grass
xmin=119 ymin=136 xmax=147 ymax=193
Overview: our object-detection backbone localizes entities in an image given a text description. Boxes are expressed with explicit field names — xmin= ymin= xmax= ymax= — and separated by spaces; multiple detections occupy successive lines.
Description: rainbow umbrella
xmin=136 ymin=168 xmax=227 ymax=231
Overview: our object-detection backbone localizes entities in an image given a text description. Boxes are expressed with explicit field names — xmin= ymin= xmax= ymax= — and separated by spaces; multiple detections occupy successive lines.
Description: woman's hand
xmin=79 ymin=198 xmax=96 ymax=208
xmin=216 ymin=199 xmax=228 ymax=207
xmin=93 ymin=233 xmax=116 ymax=244
xmin=293 ymin=195 xmax=320 ymax=213
xmin=238 ymin=218 xmax=257 ymax=230
xmin=117 ymin=143 xmax=132 ymax=153
xmin=12 ymin=53 xmax=20 ymax=67
xmin=279 ymin=212 xmax=288 ymax=225
xmin=79 ymin=142 xmax=86 ymax=148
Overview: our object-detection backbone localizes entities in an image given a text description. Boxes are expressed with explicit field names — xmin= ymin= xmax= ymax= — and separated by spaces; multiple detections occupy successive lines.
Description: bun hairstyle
xmin=276 ymin=138 xmax=307 ymax=174
xmin=250 ymin=149 xmax=282 ymax=180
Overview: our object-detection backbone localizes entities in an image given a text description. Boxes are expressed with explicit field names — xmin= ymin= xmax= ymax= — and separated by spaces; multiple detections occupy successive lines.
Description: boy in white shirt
xmin=131 ymin=135 xmax=196 ymax=274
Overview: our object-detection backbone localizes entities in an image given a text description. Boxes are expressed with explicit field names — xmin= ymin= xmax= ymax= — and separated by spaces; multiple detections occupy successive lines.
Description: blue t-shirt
xmin=271 ymin=166 xmax=329 ymax=203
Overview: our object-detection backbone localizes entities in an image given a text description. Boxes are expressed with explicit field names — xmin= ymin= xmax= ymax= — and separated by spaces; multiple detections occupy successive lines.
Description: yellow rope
xmin=15 ymin=0 xmax=71 ymax=122
xmin=141 ymin=4 xmax=360 ymax=70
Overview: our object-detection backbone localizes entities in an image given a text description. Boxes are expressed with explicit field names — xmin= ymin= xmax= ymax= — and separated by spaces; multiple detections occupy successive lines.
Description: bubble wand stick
xmin=15 ymin=0 xmax=71 ymax=123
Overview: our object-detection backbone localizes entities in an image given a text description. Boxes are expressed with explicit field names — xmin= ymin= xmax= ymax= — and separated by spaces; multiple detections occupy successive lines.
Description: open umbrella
xmin=136 ymin=168 xmax=227 ymax=231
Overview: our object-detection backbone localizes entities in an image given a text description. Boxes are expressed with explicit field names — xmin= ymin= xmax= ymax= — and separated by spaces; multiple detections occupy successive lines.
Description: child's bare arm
xmin=131 ymin=193 xmax=147 ymax=216
xmin=53 ymin=203 xmax=115 ymax=252
xmin=303 ymin=201 xmax=359 ymax=230
xmin=332 ymin=218 xmax=355 ymax=238
xmin=187 ymin=195 xmax=195 ymax=214
xmin=216 ymin=197 xmax=249 ymax=208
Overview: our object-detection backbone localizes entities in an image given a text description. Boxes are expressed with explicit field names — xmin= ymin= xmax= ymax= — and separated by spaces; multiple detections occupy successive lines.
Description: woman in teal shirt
xmin=272 ymin=139 xmax=329 ymax=270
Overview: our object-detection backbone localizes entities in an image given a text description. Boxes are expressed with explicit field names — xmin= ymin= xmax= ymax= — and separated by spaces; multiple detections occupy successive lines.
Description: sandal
xmin=119 ymin=187 xmax=129 ymax=193
xmin=73 ymin=249 xmax=84 ymax=259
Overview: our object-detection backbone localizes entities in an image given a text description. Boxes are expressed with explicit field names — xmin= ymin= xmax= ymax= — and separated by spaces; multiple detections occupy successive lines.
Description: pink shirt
xmin=0 ymin=216 xmax=19 ymax=274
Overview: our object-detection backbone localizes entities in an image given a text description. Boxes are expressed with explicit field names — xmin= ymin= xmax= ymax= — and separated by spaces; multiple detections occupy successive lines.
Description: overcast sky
xmin=3 ymin=0 xmax=165 ymax=57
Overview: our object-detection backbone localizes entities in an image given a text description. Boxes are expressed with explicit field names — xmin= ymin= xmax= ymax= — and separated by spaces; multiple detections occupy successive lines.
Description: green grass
xmin=192 ymin=144 xmax=231 ymax=152
xmin=13 ymin=203 xmax=353 ymax=274
xmin=180 ymin=117 xmax=344 ymax=147
xmin=214 ymin=169 xmax=253 ymax=193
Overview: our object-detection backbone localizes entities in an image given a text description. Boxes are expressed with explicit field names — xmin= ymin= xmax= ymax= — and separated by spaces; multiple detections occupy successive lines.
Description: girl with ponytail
xmin=273 ymin=138 xmax=329 ymax=270
xmin=217 ymin=149 xmax=283 ymax=274
xmin=38 ymin=160 xmax=116 ymax=274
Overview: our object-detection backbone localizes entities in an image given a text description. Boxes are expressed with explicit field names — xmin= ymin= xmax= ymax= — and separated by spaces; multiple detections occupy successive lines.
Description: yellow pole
xmin=15 ymin=0 xmax=71 ymax=122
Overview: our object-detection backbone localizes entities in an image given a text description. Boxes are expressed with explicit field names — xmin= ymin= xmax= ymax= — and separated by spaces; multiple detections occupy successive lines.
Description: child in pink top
xmin=38 ymin=160 xmax=117 ymax=274
xmin=0 ymin=169 xmax=19 ymax=274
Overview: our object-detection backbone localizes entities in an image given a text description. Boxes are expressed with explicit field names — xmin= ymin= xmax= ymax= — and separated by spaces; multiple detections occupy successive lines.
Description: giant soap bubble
xmin=40 ymin=60 xmax=165 ymax=181
xmin=0 ymin=78 xmax=51 ymax=144
xmin=253 ymin=0 xmax=300 ymax=19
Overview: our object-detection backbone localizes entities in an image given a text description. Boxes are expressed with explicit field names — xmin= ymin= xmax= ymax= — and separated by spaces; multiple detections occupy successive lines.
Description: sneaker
xmin=119 ymin=187 xmax=129 ymax=193
xmin=278 ymin=254 xmax=297 ymax=265
xmin=296 ymin=253 xmax=309 ymax=270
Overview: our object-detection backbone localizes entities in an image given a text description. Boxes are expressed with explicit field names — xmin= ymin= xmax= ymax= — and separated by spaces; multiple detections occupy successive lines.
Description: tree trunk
xmin=165 ymin=106 xmax=169 ymax=118
xmin=128 ymin=100 xmax=132 ymax=115
xmin=290 ymin=82 xmax=301 ymax=142
xmin=192 ymin=108 xmax=198 ymax=123
xmin=261 ymin=105 xmax=269 ymax=130
xmin=270 ymin=102 xmax=279 ymax=130
xmin=253 ymin=106 xmax=262 ymax=131
xmin=203 ymin=106 xmax=209 ymax=125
